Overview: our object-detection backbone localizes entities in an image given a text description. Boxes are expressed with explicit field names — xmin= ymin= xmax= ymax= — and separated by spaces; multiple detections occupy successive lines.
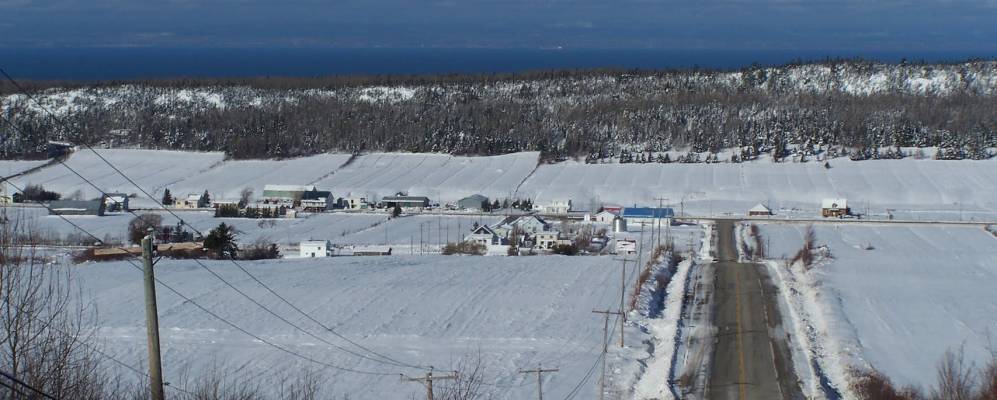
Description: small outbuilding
xmin=821 ymin=198 xmax=849 ymax=218
xmin=299 ymin=240 xmax=331 ymax=258
xmin=748 ymin=203 xmax=773 ymax=216
xmin=104 ymin=193 xmax=130 ymax=212
xmin=594 ymin=210 xmax=618 ymax=224
xmin=49 ymin=200 xmax=106 ymax=216
xmin=383 ymin=195 xmax=430 ymax=209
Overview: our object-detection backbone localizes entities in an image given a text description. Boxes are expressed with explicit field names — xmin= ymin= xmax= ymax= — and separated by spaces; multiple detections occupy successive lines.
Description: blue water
xmin=0 ymin=47 xmax=991 ymax=81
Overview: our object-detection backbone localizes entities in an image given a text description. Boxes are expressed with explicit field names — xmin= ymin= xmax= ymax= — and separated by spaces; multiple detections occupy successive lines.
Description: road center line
xmin=735 ymin=266 xmax=747 ymax=400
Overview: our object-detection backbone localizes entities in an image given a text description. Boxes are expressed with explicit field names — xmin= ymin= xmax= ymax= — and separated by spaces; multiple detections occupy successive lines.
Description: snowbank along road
xmin=707 ymin=220 xmax=802 ymax=400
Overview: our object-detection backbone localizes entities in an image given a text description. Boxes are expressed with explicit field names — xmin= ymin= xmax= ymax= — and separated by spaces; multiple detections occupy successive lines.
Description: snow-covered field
xmin=756 ymin=223 xmax=997 ymax=391
xmin=7 ymin=149 xmax=997 ymax=220
xmin=75 ymin=255 xmax=626 ymax=399
xmin=520 ymin=158 xmax=997 ymax=217
xmin=8 ymin=149 xmax=225 ymax=206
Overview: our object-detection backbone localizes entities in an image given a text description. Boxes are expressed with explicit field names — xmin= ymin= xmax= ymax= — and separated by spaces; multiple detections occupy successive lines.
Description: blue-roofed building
xmin=621 ymin=207 xmax=674 ymax=225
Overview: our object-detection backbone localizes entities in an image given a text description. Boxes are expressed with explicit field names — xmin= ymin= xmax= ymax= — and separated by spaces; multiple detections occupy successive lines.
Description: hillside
xmin=2 ymin=60 xmax=996 ymax=160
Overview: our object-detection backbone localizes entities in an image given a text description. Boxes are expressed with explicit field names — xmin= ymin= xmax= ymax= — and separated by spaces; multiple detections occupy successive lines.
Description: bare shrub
xmin=853 ymin=370 xmax=923 ymax=400
xmin=128 ymin=213 xmax=163 ymax=245
xmin=434 ymin=354 xmax=489 ymax=400
xmin=791 ymin=225 xmax=818 ymax=269
xmin=932 ymin=349 xmax=976 ymax=400
xmin=442 ymin=242 xmax=486 ymax=256
xmin=237 ymin=239 xmax=282 ymax=260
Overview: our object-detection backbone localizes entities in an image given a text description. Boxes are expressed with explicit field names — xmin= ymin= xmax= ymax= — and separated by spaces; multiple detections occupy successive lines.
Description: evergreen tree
xmin=203 ymin=223 xmax=238 ymax=258
xmin=162 ymin=188 xmax=174 ymax=206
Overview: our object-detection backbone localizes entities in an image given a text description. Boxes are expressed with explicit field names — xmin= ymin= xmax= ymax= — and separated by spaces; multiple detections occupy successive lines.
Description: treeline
xmin=2 ymin=59 xmax=996 ymax=161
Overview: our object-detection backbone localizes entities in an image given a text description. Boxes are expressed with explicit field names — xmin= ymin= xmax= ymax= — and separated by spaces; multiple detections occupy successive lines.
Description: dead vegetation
xmin=855 ymin=349 xmax=997 ymax=400
xmin=790 ymin=225 xmax=821 ymax=269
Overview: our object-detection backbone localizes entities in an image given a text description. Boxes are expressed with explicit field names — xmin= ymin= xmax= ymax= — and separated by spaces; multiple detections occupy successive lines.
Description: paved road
xmin=706 ymin=220 xmax=802 ymax=400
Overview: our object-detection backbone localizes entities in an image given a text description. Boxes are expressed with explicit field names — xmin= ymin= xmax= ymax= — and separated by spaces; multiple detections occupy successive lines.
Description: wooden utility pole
xmin=593 ymin=309 xmax=622 ymax=400
xmin=613 ymin=257 xmax=629 ymax=327
xmin=518 ymin=364 xmax=559 ymax=400
xmin=142 ymin=233 xmax=165 ymax=400
xmin=653 ymin=197 xmax=669 ymax=250
xmin=403 ymin=367 xmax=456 ymax=400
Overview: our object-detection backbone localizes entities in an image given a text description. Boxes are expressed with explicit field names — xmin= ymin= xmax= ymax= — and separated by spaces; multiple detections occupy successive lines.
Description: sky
xmin=1 ymin=0 xmax=996 ymax=51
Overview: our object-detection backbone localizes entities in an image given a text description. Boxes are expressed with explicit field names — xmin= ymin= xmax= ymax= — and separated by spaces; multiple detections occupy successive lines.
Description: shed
xmin=457 ymin=194 xmax=490 ymax=210
xmin=103 ymin=193 xmax=129 ymax=212
xmin=821 ymin=198 xmax=849 ymax=218
xmin=299 ymin=240 xmax=331 ymax=258
xmin=748 ymin=203 xmax=773 ymax=216
xmin=352 ymin=246 xmax=392 ymax=256
xmin=49 ymin=200 xmax=105 ymax=216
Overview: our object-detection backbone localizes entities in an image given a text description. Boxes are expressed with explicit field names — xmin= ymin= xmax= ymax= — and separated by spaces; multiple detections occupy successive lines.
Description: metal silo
xmin=613 ymin=215 xmax=627 ymax=233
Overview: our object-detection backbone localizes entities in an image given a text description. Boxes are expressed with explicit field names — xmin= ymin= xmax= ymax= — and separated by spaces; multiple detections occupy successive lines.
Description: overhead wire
xmin=0 ymin=177 xmax=399 ymax=377
xmin=0 ymin=70 xmax=431 ymax=371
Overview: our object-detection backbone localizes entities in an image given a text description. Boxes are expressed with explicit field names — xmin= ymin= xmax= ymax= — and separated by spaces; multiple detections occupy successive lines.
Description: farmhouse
xmin=533 ymin=200 xmax=572 ymax=214
xmin=49 ymin=200 xmax=105 ymax=216
xmin=175 ymin=193 xmax=207 ymax=209
xmin=621 ymin=207 xmax=674 ymax=225
xmin=493 ymin=215 xmax=550 ymax=237
xmin=457 ymin=194 xmax=489 ymax=210
xmin=300 ymin=188 xmax=333 ymax=212
xmin=465 ymin=225 xmax=506 ymax=246
xmin=104 ymin=193 xmax=129 ymax=212
xmin=299 ymin=240 xmax=331 ymax=258
xmin=383 ymin=195 xmax=430 ymax=209
xmin=748 ymin=203 xmax=773 ymax=216
xmin=593 ymin=210 xmax=618 ymax=224
xmin=344 ymin=197 xmax=369 ymax=210
xmin=535 ymin=231 xmax=562 ymax=250
xmin=821 ymin=198 xmax=850 ymax=218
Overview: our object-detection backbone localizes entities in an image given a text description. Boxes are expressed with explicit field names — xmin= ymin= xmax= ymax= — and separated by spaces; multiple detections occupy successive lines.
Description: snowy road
xmin=706 ymin=220 xmax=801 ymax=400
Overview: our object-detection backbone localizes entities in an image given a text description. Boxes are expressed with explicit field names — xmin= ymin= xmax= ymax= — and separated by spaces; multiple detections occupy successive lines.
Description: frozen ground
xmin=73 ymin=255 xmax=627 ymax=399
xmin=756 ymin=223 xmax=997 ymax=391
xmin=519 ymin=158 xmax=997 ymax=219
xmin=7 ymin=149 xmax=997 ymax=220
xmin=8 ymin=149 xmax=225 ymax=207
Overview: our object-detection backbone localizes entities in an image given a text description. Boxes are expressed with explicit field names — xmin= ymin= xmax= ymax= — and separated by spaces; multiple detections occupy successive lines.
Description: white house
xmin=615 ymin=239 xmax=637 ymax=255
xmin=345 ymin=197 xmax=369 ymax=210
xmin=299 ymin=240 xmax=331 ymax=258
xmin=175 ymin=193 xmax=206 ymax=209
xmin=593 ymin=210 xmax=618 ymax=224
xmin=493 ymin=215 xmax=550 ymax=237
xmin=533 ymin=200 xmax=572 ymax=214
xmin=535 ymin=231 xmax=561 ymax=250
xmin=465 ymin=225 xmax=506 ymax=246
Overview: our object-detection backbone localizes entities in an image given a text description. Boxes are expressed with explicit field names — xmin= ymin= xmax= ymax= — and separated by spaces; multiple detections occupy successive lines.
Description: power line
xmin=0 ymin=378 xmax=30 ymax=398
xmin=0 ymin=75 xmax=430 ymax=371
xmin=0 ymin=370 xmax=59 ymax=400
xmin=0 ymin=113 xmax=426 ymax=372
xmin=0 ymin=178 xmax=400 ymax=377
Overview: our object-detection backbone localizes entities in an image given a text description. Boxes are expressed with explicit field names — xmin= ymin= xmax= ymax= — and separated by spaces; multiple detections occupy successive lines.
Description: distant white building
xmin=175 ymin=193 xmax=206 ymax=209
xmin=465 ymin=225 xmax=506 ymax=246
xmin=104 ymin=193 xmax=129 ymax=212
xmin=535 ymin=231 xmax=561 ymax=250
xmin=344 ymin=197 xmax=369 ymax=210
xmin=593 ymin=210 xmax=618 ymax=224
xmin=821 ymin=198 xmax=849 ymax=218
xmin=533 ymin=200 xmax=572 ymax=214
xmin=615 ymin=239 xmax=637 ymax=254
xmin=299 ymin=240 xmax=331 ymax=258
xmin=748 ymin=203 xmax=773 ymax=216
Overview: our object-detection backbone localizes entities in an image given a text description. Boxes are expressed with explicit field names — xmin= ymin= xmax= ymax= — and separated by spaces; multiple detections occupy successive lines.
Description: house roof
xmin=749 ymin=203 xmax=772 ymax=213
xmin=458 ymin=194 xmax=489 ymax=203
xmin=264 ymin=184 xmax=314 ymax=193
xmin=595 ymin=210 xmax=618 ymax=216
xmin=300 ymin=240 xmax=330 ymax=246
xmin=383 ymin=195 xmax=430 ymax=202
xmin=821 ymin=198 xmax=848 ymax=209
xmin=185 ymin=193 xmax=201 ymax=201
xmin=301 ymin=190 xmax=332 ymax=201
xmin=621 ymin=207 xmax=674 ymax=218
xmin=471 ymin=225 xmax=498 ymax=235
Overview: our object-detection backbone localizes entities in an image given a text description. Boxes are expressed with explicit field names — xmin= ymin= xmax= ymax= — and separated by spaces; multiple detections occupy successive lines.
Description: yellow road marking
xmin=734 ymin=267 xmax=748 ymax=400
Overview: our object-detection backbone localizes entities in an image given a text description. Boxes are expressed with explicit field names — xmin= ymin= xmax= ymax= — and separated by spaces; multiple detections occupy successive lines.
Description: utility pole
xmin=613 ymin=257 xmax=629 ymax=327
xmin=403 ymin=367 xmax=456 ymax=400
xmin=518 ymin=364 xmax=559 ymax=400
xmin=142 ymin=233 xmax=165 ymax=400
xmin=592 ymin=309 xmax=622 ymax=400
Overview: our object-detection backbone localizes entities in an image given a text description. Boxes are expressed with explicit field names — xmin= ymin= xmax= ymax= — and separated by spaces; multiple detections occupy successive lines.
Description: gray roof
xmin=49 ymin=200 xmax=104 ymax=214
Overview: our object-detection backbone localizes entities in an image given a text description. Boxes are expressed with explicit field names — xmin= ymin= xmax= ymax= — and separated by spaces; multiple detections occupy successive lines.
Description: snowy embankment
xmin=615 ymin=223 xmax=709 ymax=400
xmin=74 ymin=255 xmax=625 ymax=399
xmin=749 ymin=223 xmax=997 ymax=395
